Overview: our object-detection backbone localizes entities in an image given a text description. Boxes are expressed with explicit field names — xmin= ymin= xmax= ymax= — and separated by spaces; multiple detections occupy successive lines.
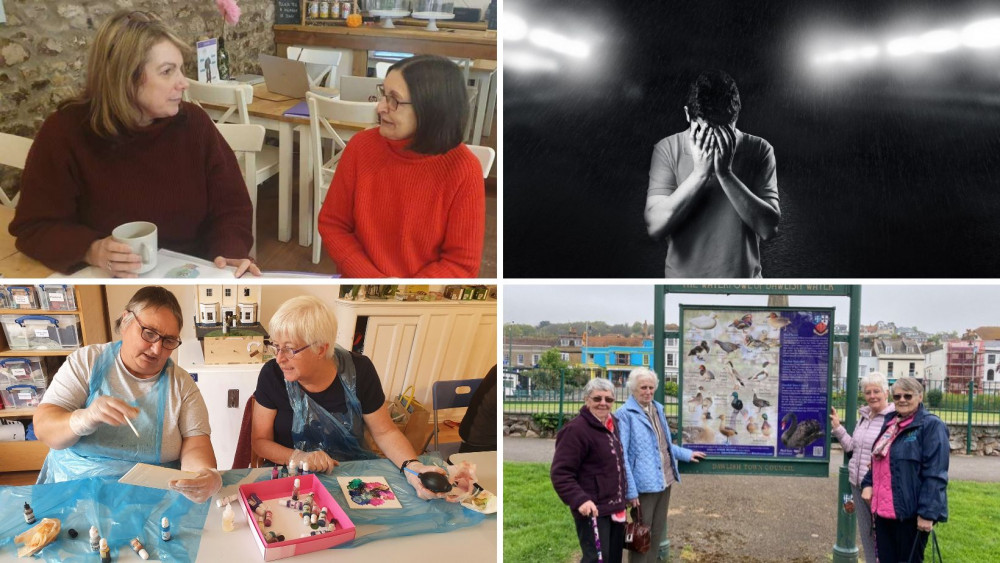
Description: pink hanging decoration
xmin=216 ymin=0 xmax=242 ymax=25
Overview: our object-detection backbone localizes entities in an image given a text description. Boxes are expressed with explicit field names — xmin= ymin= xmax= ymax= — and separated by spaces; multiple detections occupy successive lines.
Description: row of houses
xmin=505 ymin=326 xmax=1000 ymax=393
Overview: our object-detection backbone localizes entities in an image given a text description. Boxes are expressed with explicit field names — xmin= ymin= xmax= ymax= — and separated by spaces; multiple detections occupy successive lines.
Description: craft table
xmin=0 ymin=454 xmax=497 ymax=562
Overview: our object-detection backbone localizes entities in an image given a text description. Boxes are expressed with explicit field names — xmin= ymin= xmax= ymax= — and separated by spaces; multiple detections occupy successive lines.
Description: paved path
xmin=504 ymin=436 xmax=999 ymax=562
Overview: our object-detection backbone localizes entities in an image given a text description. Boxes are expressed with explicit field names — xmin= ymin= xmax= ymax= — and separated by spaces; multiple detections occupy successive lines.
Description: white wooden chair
xmin=466 ymin=145 xmax=496 ymax=178
xmin=185 ymin=81 xmax=280 ymax=189
xmin=288 ymin=47 xmax=343 ymax=89
xmin=216 ymin=124 xmax=266 ymax=258
xmin=0 ymin=132 xmax=33 ymax=208
xmin=305 ymin=91 xmax=378 ymax=264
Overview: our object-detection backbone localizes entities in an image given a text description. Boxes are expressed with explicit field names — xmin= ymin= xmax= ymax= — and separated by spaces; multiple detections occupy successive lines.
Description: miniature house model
xmin=196 ymin=285 xmax=261 ymax=326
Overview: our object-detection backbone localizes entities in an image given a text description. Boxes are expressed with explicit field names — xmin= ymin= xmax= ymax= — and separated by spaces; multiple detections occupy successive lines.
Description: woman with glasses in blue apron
xmin=33 ymin=286 xmax=222 ymax=503
xmin=251 ymin=296 xmax=446 ymax=499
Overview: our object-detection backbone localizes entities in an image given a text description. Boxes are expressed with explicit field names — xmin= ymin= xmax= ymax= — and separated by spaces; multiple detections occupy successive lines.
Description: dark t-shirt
xmin=254 ymin=353 xmax=386 ymax=449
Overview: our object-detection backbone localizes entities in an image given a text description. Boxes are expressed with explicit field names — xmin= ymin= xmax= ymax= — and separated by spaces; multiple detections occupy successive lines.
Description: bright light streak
xmin=813 ymin=45 xmax=879 ymax=66
xmin=887 ymin=36 xmax=920 ymax=57
xmin=919 ymin=29 xmax=960 ymax=53
xmin=529 ymin=29 xmax=591 ymax=59
xmin=504 ymin=51 xmax=560 ymax=73
xmin=504 ymin=13 xmax=528 ymax=42
xmin=962 ymin=18 xmax=1000 ymax=49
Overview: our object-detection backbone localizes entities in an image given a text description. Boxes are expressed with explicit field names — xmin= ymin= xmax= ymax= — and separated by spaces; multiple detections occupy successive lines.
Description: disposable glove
xmin=289 ymin=449 xmax=339 ymax=474
xmin=68 ymin=396 xmax=139 ymax=436
xmin=169 ymin=468 xmax=223 ymax=504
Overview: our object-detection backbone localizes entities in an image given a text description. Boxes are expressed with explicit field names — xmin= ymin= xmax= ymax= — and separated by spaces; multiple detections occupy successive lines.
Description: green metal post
xmin=653 ymin=287 xmax=669 ymax=561
xmin=554 ymin=368 xmax=564 ymax=432
xmin=967 ymin=379 xmax=975 ymax=455
xmin=832 ymin=285 xmax=861 ymax=563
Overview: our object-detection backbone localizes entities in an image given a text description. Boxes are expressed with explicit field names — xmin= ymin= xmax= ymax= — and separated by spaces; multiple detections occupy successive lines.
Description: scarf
xmin=872 ymin=412 xmax=914 ymax=458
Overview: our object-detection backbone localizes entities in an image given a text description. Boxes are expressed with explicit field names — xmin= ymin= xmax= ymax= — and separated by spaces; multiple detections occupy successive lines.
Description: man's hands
xmin=169 ymin=467 xmax=222 ymax=504
xmin=403 ymin=461 xmax=451 ymax=501
xmin=288 ymin=449 xmax=339 ymax=474
xmin=688 ymin=121 xmax=716 ymax=178
xmin=712 ymin=124 xmax=736 ymax=174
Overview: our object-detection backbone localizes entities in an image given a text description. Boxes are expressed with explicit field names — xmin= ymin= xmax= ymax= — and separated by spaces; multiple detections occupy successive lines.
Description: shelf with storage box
xmin=0 ymin=285 xmax=109 ymax=473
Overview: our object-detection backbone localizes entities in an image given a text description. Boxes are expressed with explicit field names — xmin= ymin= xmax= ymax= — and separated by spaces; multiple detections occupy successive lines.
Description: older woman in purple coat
xmin=830 ymin=371 xmax=894 ymax=562
xmin=551 ymin=378 xmax=628 ymax=563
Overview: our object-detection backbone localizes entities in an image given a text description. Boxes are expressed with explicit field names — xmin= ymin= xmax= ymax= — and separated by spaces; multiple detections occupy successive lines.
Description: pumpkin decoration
xmin=347 ymin=1 xmax=363 ymax=27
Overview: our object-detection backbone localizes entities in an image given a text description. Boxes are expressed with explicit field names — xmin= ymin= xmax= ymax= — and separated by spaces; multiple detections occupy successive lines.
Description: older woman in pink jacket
xmin=830 ymin=371 xmax=895 ymax=562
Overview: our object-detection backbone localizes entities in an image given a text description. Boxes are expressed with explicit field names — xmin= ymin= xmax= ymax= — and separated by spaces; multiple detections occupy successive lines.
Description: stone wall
xmin=504 ymin=414 xmax=1000 ymax=456
xmin=0 ymin=0 xmax=276 ymax=193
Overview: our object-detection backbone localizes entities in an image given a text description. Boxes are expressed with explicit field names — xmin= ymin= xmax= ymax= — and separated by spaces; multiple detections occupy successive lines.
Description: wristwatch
xmin=400 ymin=459 xmax=419 ymax=473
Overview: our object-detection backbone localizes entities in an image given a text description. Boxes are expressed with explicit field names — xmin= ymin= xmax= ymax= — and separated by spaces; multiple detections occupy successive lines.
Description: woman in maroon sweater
xmin=317 ymin=55 xmax=485 ymax=278
xmin=551 ymin=378 xmax=629 ymax=563
xmin=9 ymin=11 xmax=256 ymax=277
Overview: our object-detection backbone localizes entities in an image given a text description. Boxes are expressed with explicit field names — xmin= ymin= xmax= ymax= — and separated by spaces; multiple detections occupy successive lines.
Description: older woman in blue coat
xmin=617 ymin=368 xmax=706 ymax=562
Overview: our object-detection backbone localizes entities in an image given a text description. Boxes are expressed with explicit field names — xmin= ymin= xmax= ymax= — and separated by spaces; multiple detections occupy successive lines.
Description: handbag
xmin=909 ymin=528 xmax=942 ymax=563
xmin=624 ymin=505 xmax=652 ymax=554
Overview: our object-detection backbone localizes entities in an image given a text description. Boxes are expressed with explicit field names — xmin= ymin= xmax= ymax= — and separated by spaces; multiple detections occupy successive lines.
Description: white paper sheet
xmin=118 ymin=463 xmax=199 ymax=490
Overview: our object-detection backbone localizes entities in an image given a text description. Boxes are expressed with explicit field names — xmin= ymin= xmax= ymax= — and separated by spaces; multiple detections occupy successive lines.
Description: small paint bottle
xmin=90 ymin=526 xmax=101 ymax=551
xmin=265 ymin=531 xmax=278 ymax=543
xmin=23 ymin=502 xmax=35 ymax=525
xmin=292 ymin=478 xmax=300 ymax=501
xmin=272 ymin=466 xmax=279 ymax=480
xmin=216 ymin=493 xmax=238 ymax=508
xmin=222 ymin=503 xmax=235 ymax=532
xmin=264 ymin=510 xmax=273 ymax=527
xmin=99 ymin=538 xmax=111 ymax=563
xmin=161 ymin=517 xmax=171 ymax=541
xmin=302 ymin=515 xmax=310 ymax=526
xmin=130 ymin=537 xmax=149 ymax=560
xmin=302 ymin=462 xmax=310 ymax=476
xmin=310 ymin=513 xmax=319 ymax=529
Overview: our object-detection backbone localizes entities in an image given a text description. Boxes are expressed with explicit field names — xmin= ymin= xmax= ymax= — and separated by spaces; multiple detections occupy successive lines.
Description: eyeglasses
xmin=375 ymin=84 xmax=413 ymax=112
xmin=893 ymin=393 xmax=915 ymax=401
xmin=128 ymin=310 xmax=181 ymax=350
xmin=265 ymin=342 xmax=315 ymax=359
xmin=589 ymin=396 xmax=615 ymax=404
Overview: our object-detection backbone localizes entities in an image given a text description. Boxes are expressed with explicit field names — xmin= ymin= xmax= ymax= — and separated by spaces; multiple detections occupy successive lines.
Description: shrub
xmin=531 ymin=412 xmax=575 ymax=433
xmin=663 ymin=381 xmax=679 ymax=398
xmin=926 ymin=388 xmax=943 ymax=408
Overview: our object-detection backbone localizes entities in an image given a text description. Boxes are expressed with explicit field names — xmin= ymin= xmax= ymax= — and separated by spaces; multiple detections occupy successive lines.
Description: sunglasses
xmin=589 ymin=396 xmax=615 ymax=404
xmin=893 ymin=393 xmax=915 ymax=401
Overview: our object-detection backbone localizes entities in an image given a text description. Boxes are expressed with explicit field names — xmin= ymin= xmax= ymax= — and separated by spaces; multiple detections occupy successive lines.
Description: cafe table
xmin=0 ymin=454 xmax=497 ymax=562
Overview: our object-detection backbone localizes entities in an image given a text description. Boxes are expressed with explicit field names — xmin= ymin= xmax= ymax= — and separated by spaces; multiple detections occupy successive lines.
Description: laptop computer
xmin=258 ymin=54 xmax=311 ymax=98
xmin=339 ymin=76 xmax=384 ymax=103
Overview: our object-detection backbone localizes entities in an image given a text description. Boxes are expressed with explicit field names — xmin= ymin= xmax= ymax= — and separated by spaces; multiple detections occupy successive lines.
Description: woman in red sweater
xmin=9 ymin=11 xmax=257 ymax=277
xmin=317 ymin=55 xmax=485 ymax=278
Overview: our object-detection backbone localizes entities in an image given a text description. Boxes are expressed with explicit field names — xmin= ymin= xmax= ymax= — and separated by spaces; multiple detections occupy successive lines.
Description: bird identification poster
xmin=678 ymin=305 xmax=833 ymax=476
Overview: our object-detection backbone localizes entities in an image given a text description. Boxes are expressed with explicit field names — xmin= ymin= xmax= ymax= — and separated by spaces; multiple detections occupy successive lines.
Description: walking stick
xmin=591 ymin=516 xmax=603 ymax=562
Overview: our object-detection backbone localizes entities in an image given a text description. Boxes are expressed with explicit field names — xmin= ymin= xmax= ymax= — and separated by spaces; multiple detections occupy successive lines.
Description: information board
xmin=678 ymin=305 xmax=834 ymax=476
xmin=275 ymin=0 xmax=301 ymax=24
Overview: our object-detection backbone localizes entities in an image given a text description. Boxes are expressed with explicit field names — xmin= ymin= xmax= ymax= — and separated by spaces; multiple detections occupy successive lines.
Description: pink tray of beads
xmin=238 ymin=474 xmax=356 ymax=561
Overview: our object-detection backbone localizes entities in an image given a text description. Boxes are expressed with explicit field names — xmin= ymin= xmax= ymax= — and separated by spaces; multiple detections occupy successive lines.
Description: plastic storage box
xmin=238 ymin=474 xmax=355 ymax=561
xmin=5 ymin=286 xmax=40 ymax=310
xmin=0 ymin=383 xmax=46 ymax=408
xmin=1 ymin=314 xmax=81 ymax=350
xmin=37 ymin=285 xmax=78 ymax=311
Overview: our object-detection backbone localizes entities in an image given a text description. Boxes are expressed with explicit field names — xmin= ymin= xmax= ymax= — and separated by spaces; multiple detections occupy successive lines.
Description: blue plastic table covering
xmin=0 ymin=470 xmax=244 ymax=562
xmin=0 ymin=455 xmax=486 ymax=561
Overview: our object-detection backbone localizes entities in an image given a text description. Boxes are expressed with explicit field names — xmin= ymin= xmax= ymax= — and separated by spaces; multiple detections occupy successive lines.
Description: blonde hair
xmin=63 ymin=10 xmax=191 ymax=138
xmin=268 ymin=296 xmax=339 ymax=360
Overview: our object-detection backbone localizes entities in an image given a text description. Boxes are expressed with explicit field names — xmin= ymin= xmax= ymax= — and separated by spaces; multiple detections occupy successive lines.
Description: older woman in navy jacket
xmin=551 ymin=377 xmax=629 ymax=563
xmin=861 ymin=376 xmax=949 ymax=563
xmin=617 ymin=368 xmax=705 ymax=562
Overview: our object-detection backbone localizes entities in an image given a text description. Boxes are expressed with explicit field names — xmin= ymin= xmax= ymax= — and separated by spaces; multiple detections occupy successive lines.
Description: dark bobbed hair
xmin=115 ymin=286 xmax=184 ymax=334
xmin=686 ymin=69 xmax=741 ymax=126
xmin=387 ymin=55 xmax=468 ymax=155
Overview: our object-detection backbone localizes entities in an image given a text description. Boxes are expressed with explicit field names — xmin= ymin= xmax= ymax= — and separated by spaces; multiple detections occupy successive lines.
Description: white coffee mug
xmin=112 ymin=221 xmax=158 ymax=274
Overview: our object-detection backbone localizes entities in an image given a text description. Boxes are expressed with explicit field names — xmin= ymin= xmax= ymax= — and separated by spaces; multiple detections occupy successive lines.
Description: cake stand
xmin=411 ymin=11 xmax=455 ymax=32
xmin=368 ymin=9 xmax=410 ymax=28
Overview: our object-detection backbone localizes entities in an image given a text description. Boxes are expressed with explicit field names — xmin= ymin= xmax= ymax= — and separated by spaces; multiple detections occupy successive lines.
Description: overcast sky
xmin=502 ymin=284 xmax=1000 ymax=334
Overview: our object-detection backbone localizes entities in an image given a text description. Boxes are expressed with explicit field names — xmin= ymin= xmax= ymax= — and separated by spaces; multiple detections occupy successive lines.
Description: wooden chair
xmin=216 ymin=124 xmax=266 ymax=258
xmin=305 ymin=91 xmax=379 ymax=264
xmin=0 ymin=132 xmax=33 ymax=208
xmin=465 ymin=145 xmax=496 ymax=178
xmin=288 ymin=46 xmax=343 ymax=89
xmin=232 ymin=395 xmax=263 ymax=469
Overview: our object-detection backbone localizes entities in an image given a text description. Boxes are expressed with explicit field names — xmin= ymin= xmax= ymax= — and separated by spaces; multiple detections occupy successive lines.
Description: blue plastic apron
xmin=37 ymin=341 xmax=174 ymax=483
xmin=286 ymin=345 xmax=377 ymax=461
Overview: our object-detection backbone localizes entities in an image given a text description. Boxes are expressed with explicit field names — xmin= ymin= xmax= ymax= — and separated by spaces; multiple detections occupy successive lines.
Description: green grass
xmin=503 ymin=462 xmax=579 ymax=563
xmin=932 ymin=481 xmax=1000 ymax=560
xmin=502 ymin=462 xmax=999 ymax=563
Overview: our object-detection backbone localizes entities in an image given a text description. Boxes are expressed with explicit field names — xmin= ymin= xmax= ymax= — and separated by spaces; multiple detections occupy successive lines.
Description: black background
xmin=504 ymin=0 xmax=1000 ymax=277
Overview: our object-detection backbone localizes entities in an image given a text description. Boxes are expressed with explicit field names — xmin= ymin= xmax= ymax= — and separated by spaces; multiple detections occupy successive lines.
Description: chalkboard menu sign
xmin=275 ymin=0 xmax=301 ymax=24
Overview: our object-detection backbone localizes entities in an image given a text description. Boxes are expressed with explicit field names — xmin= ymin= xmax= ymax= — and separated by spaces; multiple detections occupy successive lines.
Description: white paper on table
xmin=62 ymin=250 xmax=237 ymax=279
xmin=119 ymin=463 xmax=199 ymax=490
